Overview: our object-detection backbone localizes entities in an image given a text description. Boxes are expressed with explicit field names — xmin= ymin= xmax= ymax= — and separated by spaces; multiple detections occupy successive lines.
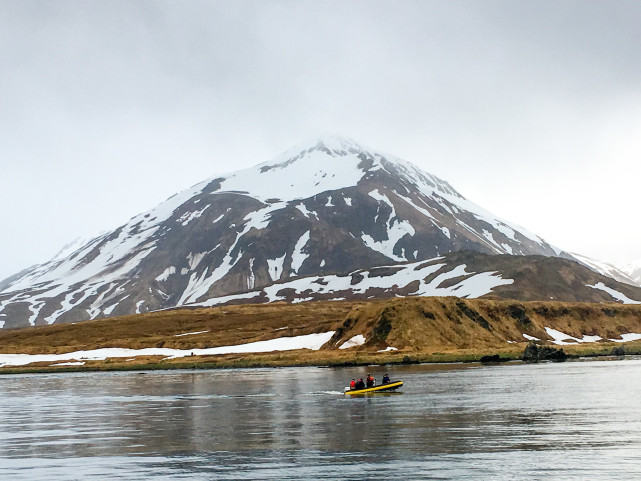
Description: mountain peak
xmin=214 ymin=135 xmax=464 ymax=204
xmin=310 ymin=134 xmax=363 ymax=153
xmin=270 ymin=134 xmax=374 ymax=165
xmin=214 ymin=135 xmax=378 ymax=203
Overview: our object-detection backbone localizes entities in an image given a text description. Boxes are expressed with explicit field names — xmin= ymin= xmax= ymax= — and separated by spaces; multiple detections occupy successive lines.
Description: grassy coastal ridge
xmin=1 ymin=296 xmax=641 ymax=374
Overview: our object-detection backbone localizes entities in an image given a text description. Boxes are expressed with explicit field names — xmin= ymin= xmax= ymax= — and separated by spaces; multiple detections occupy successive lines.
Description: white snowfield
xmin=544 ymin=327 xmax=602 ymax=345
xmin=0 ymin=331 xmax=336 ymax=368
xmin=194 ymin=259 xmax=514 ymax=307
xmin=611 ymin=333 xmax=641 ymax=343
xmin=542 ymin=326 xmax=641 ymax=345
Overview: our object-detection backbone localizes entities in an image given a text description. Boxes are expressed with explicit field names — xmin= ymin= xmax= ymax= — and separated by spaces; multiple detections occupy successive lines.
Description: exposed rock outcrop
xmin=523 ymin=342 xmax=567 ymax=362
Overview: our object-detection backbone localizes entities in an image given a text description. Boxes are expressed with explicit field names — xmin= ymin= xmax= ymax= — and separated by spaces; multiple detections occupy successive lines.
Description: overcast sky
xmin=1 ymin=0 xmax=640 ymax=281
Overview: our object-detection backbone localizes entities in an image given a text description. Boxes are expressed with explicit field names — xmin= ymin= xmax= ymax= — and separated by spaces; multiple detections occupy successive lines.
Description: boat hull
xmin=344 ymin=380 xmax=403 ymax=395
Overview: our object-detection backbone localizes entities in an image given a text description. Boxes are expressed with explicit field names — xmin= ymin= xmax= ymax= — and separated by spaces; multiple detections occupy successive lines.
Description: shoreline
xmin=1 ymin=342 xmax=639 ymax=375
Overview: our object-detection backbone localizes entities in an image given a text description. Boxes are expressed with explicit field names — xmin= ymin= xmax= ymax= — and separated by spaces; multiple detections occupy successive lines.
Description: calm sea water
xmin=1 ymin=359 xmax=641 ymax=480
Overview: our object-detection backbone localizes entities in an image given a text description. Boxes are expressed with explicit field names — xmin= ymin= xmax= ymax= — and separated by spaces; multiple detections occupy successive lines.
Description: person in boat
xmin=355 ymin=378 xmax=365 ymax=390
xmin=366 ymin=374 xmax=375 ymax=388
xmin=350 ymin=379 xmax=356 ymax=390
xmin=382 ymin=373 xmax=390 ymax=384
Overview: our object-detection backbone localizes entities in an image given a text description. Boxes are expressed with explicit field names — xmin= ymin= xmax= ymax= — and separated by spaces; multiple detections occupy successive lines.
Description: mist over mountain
xmin=1 ymin=136 xmax=638 ymax=329
xmin=621 ymin=260 xmax=641 ymax=286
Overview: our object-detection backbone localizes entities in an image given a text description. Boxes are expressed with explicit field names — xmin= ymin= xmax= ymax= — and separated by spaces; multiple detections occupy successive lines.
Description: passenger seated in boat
xmin=366 ymin=374 xmax=375 ymax=388
xmin=355 ymin=378 xmax=365 ymax=390
xmin=382 ymin=373 xmax=390 ymax=384
xmin=350 ymin=379 xmax=356 ymax=390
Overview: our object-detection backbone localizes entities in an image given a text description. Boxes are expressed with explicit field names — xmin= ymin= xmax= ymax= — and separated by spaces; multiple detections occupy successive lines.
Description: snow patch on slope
xmin=156 ymin=266 xmax=176 ymax=282
xmin=178 ymin=204 xmax=211 ymax=226
xmin=544 ymin=327 xmax=601 ymax=345
xmin=247 ymin=258 xmax=256 ymax=290
xmin=296 ymin=203 xmax=318 ymax=219
xmin=339 ymin=335 xmax=366 ymax=349
xmin=267 ymin=254 xmax=286 ymax=282
xmin=610 ymin=333 xmax=641 ymax=343
xmin=586 ymin=282 xmax=641 ymax=304
xmin=291 ymin=231 xmax=311 ymax=275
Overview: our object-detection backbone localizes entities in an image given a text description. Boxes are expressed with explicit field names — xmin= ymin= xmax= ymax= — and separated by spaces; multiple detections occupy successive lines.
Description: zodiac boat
xmin=344 ymin=380 xmax=403 ymax=395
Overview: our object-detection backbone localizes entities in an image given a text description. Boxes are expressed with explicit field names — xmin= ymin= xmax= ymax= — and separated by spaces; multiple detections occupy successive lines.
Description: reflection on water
xmin=1 ymin=360 xmax=641 ymax=479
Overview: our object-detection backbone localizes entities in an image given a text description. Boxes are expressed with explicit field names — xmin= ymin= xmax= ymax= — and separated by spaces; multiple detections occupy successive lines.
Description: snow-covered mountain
xmin=571 ymin=253 xmax=640 ymax=287
xmin=0 ymin=136 xmax=609 ymax=329
xmin=621 ymin=259 xmax=641 ymax=286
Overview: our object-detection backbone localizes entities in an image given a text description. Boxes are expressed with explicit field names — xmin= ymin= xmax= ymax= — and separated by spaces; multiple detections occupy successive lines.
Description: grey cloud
xmin=1 ymin=0 xmax=641 ymax=279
